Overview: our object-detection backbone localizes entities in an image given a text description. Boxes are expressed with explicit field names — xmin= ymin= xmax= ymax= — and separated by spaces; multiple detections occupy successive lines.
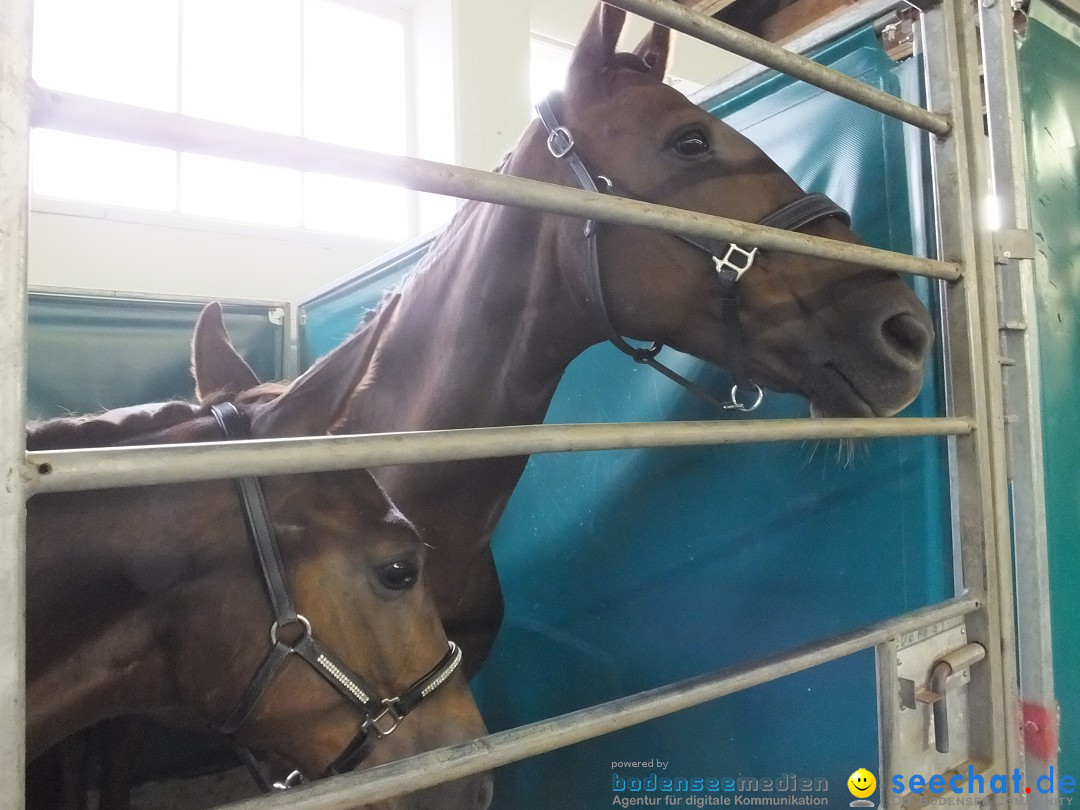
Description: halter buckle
xmin=363 ymin=698 xmax=403 ymax=738
xmin=547 ymin=126 xmax=575 ymax=159
xmin=713 ymin=242 xmax=759 ymax=281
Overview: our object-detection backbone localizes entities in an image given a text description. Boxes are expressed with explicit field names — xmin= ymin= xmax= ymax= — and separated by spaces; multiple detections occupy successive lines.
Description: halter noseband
xmin=210 ymin=402 xmax=463 ymax=789
xmin=536 ymin=94 xmax=851 ymax=413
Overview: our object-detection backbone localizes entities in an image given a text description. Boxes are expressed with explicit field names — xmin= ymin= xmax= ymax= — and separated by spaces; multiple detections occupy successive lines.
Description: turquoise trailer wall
xmin=1020 ymin=0 xmax=1080 ymax=778
xmin=300 ymin=27 xmax=949 ymax=809
xmin=27 ymin=294 xmax=284 ymax=419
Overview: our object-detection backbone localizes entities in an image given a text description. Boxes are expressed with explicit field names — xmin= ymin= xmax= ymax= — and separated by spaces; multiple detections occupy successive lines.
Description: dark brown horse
xmin=26 ymin=302 xmax=492 ymax=809
xmin=200 ymin=4 xmax=935 ymax=677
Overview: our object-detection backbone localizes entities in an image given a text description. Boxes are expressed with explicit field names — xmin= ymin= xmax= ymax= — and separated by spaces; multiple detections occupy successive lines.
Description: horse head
xmin=532 ymin=3 xmax=934 ymax=417
xmin=26 ymin=301 xmax=492 ymax=809
xmin=191 ymin=301 xmax=492 ymax=806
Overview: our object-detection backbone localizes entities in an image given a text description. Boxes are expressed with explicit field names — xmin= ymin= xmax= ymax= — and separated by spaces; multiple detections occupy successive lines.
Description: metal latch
xmin=993 ymin=229 xmax=1036 ymax=264
xmin=915 ymin=643 xmax=986 ymax=754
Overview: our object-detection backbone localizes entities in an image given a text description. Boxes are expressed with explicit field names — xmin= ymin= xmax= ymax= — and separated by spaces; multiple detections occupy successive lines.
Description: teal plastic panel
xmin=28 ymin=294 xmax=284 ymax=420
xmin=299 ymin=235 xmax=435 ymax=367
xmin=297 ymin=27 xmax=949 ymax=808
xmin=1020 ymin=0 xmax=1080 ymax=777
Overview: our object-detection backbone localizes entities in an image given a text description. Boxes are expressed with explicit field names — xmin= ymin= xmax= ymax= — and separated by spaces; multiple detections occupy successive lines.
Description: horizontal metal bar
xmin=26 ymin=417 xmax=973 ymax=495
xmin=607 ymin=0 xmax=951 ymax=136
xmin=29 ymin=285 xmax=288 ymax=311
xmin=216 ymin=595 xmax=981 ymax=810
xmin=31 ymin=88 xmax=960 ymax=281
xmin=690 ymin=0 xmax=906 ymax=104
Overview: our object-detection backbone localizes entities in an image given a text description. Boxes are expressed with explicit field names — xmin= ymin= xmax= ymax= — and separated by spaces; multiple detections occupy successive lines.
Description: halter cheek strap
xmin=209 ymin=402 xmax=463 ymax=789
xmin=536 ymin=93 xmax=850 ymax=414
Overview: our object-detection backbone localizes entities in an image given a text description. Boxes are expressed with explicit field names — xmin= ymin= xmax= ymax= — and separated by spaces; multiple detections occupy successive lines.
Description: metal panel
xmin=980 ymin=0 xmax=1060 ymax=802
xmin=907 ymin=2 xmax=1021 ymax=795
xmin=1019 ymin=0 xmax=1080 ymax=781
xmin=0 ymin=1 xmax=32 ymax=806
xmin=27 ymin=292 xmax=287 ymax=420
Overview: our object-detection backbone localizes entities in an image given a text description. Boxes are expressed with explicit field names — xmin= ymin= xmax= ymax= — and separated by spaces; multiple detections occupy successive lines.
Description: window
xmin=31 ymin=0 xmax=412 ymax=239
xmin=530 ymin=37 xmax=572 ymax=108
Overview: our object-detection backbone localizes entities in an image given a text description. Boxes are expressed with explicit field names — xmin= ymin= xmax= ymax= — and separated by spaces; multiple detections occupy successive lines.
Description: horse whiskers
xmin=800 ymin=437 xmax=866 ymax=470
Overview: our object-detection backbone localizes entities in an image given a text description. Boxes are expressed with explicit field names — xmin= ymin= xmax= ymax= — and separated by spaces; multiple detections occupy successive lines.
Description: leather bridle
xmin=536 ymin=93 xmax=851 ymax=413
xmin=210 ymin=402 xmax=463 ymax=790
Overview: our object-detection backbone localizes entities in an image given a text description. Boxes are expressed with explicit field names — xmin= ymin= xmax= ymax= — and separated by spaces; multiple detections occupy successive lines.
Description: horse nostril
xmin=881 ymin=312 xmax=932 ymax=362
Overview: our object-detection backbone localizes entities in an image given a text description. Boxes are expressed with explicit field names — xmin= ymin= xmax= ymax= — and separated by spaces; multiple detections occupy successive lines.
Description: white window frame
xmin=30 ymin=0 xmax=422 ymax=244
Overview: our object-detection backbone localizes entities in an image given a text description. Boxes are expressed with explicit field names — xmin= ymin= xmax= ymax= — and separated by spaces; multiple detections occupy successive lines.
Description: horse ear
xmin=192 ymin=302 xmax=261 ymax=401
xmin=568 ymin=3 xmax=626 ymax=75
xmin=632 ymin=24 xmax=671 ymax=80
xmin=252 ymin=296 xmax=401 ymax=439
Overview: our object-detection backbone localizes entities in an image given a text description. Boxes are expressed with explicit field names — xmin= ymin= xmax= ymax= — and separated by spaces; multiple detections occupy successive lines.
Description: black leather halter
xmin=210 ymin=402 xmax=463 ymax=789
xmin=536 ymin=94 xmax=851 ymax=413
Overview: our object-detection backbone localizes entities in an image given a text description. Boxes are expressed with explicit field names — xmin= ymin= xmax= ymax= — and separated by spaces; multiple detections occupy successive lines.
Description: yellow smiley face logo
xmin=848 ymin=768 xmax=877 ymax=798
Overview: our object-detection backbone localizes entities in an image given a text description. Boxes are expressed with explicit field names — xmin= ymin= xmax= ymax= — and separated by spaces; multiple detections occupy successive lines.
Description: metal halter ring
xmin=272 ymin=770 xmax=305 ymax=790
xmin=547 ymin=126 xmax=575 ymax=158
xmin=728 ymin=383 xmax=764 ymax=412
xmin=270 ymin=614 xmax=312 ymax=646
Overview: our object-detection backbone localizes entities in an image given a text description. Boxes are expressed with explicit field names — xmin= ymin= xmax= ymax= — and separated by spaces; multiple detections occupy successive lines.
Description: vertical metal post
xmin=0 ymin=0 xmax=33 ymax=806
xmin=914 ymin=0 xmax=1021 ymax=793
xmin=978 ymin=0 xmax=1057 ymax=799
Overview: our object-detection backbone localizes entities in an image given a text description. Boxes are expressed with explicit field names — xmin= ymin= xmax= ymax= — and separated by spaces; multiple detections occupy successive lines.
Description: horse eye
xmin=673 ymin=131 xmax=710 ymax=157
xmin=378 ymin=560 xmax=419 ymax=591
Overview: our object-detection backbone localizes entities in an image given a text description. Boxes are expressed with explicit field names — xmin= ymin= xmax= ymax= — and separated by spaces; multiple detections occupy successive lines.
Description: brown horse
xmin=200 ymin=4 xmax=935 ymax=677
xmin=26 ymin=301 xmax=492 ymax=809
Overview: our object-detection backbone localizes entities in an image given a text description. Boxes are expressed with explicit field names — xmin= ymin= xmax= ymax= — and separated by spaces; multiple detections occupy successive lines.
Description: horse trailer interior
xmin=1 ymin=0 xmax=1076 ymax=807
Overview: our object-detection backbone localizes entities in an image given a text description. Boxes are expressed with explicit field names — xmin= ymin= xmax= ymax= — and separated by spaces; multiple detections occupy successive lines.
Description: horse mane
xmin=25 ymin=383 xmax=289 ymax=452
xmin=363 ymin=151 xmax=520 ymax=326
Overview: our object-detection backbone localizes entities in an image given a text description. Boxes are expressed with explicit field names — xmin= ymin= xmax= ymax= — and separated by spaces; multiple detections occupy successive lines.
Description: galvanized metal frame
xmin=906 ymin=0 xmax=1021 ymax=792
xmin=0 ymin=1 xmax=32 ymax=807
xmin=978 ymin=0 xmax=1058 ymax=800
xmin=30 ymin=88 xmax=959 ymax=281
xmin=215 ymin=597 xmax=982 ymax=810
xmin=0 ymin=0 xmax=1047 ymax=807
xmin=24 ymin=417 xmax=973 ymax=495
xmin=689 ymin=0 xmax=912 ymax=103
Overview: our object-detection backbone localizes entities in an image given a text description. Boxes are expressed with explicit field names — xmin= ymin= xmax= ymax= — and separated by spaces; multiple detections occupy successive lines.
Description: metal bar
xmin=0 ymin=0 xmax=32 ymax=805
xmin=216 ymin=596 xmax=980 ymax=810
xmin=689 ymin=0 xmax=907 ymax=104
xmin=978 ymin=0 xmax=1057 ymax=799
xmin=25 ymin=417 xmax=973 ymax=495
xmin=30 ymin=88 xmax=961 ymax=281
xmin=605 ymin=0 xmax=951 ymax=136
xmin=29 ymin=285 xmax=288 ymax=311
xmin=900 ymin=4 xmax=1019 ymax=799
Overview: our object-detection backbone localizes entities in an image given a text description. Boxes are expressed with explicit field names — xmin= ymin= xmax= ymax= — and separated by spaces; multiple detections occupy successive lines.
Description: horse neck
xmin=341 ymin=127 xmax=600 ymax=546
xmin=349 ymin=133 xmax=598 ymax=435
xmin=25 ymin=481 xmax=244 ymax=757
